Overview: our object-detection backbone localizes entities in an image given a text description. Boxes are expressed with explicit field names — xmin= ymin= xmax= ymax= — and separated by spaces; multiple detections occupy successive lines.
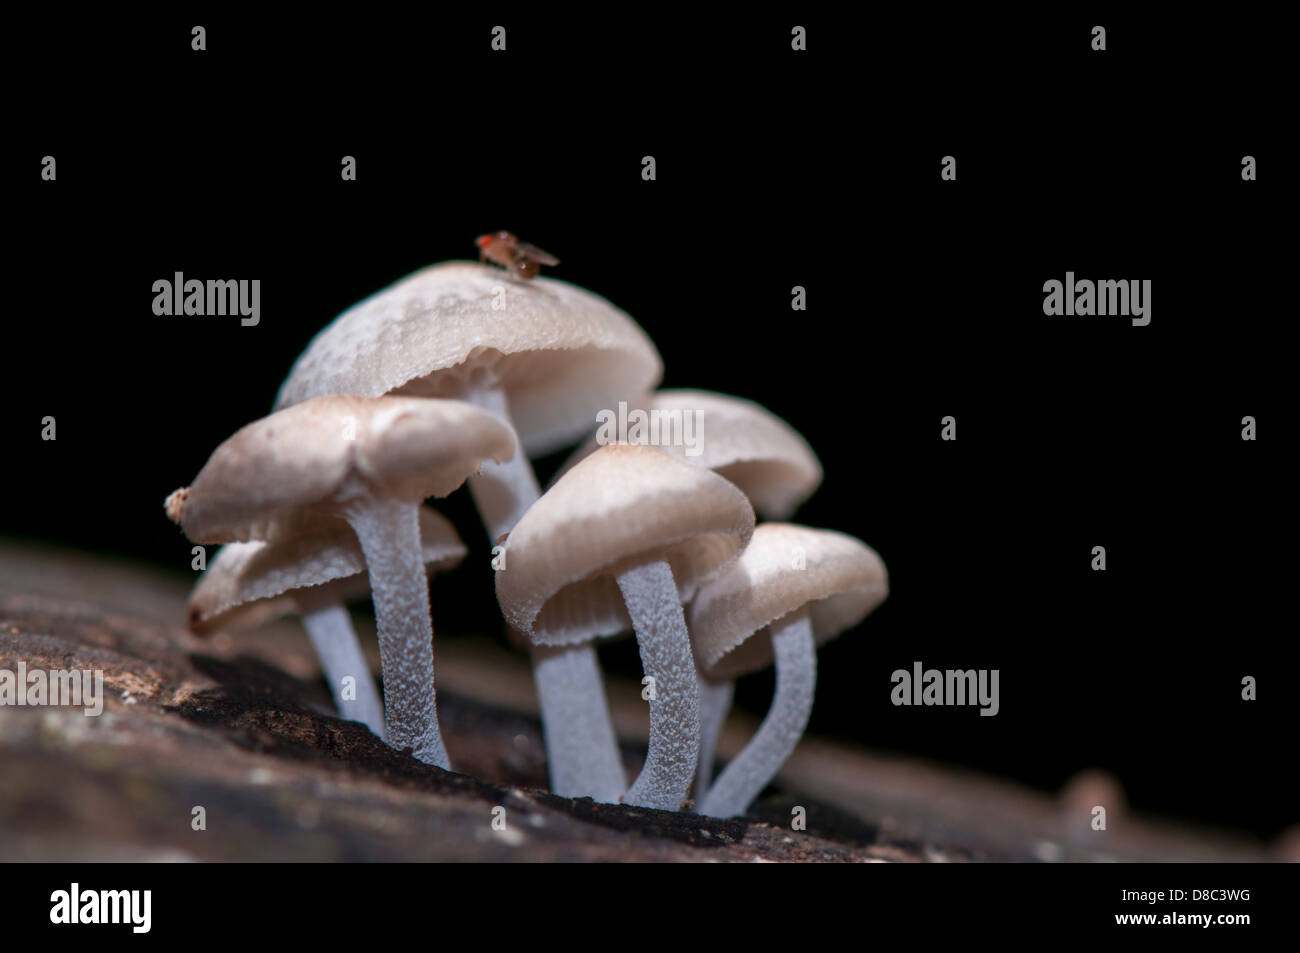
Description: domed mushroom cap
xmin=558 ymin=390 xmax=822 ymax=519
xmin=188 ymin=507 xmax=467 ymax=635
xmin=273 ymin=262 xmax=663 ymax=455
xmin=167 ymin=394 xmax=515 ymax=544
xmin=497 ymin=443 xmax=755 ymax=647
xmin=690 ymin=524 xmax=888 ymax=680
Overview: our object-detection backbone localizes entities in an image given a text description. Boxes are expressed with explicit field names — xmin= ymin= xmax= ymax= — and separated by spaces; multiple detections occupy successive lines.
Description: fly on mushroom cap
xmin=557 ymin=389 xmax=823 ymax=519
xmin=273 ymin=261 xmax=661 ymax=458
xmin=274 ymin=260 xmax=663 ymax=802
xmin=165 ymin=394 xmax=516 ymax=769
xmin=688 ymin=523 xmax=888 ymax=818
xmin=476 ymin=232 xmax=561 ymax=280
xmin=497 ymin=443 xmax=755 ymax=811
xmin=188 ymin=508 xmax=466 ymax=738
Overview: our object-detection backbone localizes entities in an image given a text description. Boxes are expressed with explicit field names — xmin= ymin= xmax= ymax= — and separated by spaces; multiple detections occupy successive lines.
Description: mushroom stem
xmin=297 ymin=592 xmax=385 ymax=737
xmin=618 ymin=559 xmax=701 ymax=811
xmin=462 ymin=381 xmax=543 ymax=542
xmin=694 ymin=673 xmax=734 ymax=803
xmin=698 ymin=608 xmax=816 ymax=818
xmin=465 ymin=380 xmax=625 ymax=801
xmin=342 ymin=498 xmax=448 ymax=769
xmin=531 ymin=642 xmax=627 ymax=801
xmin=527 ymin=646 xmax=624 ymax=800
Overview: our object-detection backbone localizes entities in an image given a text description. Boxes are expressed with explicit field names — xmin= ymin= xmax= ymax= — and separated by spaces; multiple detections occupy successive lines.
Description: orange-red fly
xmin=475 ymin=231 xmax=560 ymax=279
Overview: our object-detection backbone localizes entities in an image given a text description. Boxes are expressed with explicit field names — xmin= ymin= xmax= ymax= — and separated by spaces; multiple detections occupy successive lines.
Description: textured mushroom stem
xmin=618 ymin=559 xmax=701 ymax=811
xmin=465 ymin=380 xmax=625 ymax=802
xmin=297 ymin=595 xmax=385 ymax=738
xmin=463 ymin=382 xmax=544 ymax=542
xmin=531 ymin=643 xmax=626 ymax=801
xmin=694 ymin=674 xmax=734 ymax=803
xmin=343 ymin=498 xmax=448 ymax=769
xmin=698 ymin=609 xmax=816 ymax=818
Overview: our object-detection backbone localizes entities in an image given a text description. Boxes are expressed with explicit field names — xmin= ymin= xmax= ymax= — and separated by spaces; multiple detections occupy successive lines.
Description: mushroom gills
xmin=465 ymin=378 xmax=626 ymax=801
xmin=618 ymin=558 xmax=702 ymax=811
xmin=698 ymin=608 xmax=816 ymax=818
xmin=297 ymin=593 xmax=385 ymax=737
xmin=342 ymin=497 xmax=448 ymax=769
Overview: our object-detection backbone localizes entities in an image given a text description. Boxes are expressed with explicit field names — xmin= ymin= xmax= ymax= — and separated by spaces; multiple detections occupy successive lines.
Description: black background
xmin=4 ymin=12 xmax=1292 ymax=840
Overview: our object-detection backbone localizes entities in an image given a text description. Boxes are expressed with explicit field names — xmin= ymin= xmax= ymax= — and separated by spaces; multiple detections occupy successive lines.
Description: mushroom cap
xmin=273 ymin=262 xmax=663 ymax=455
xmin=188 ymin=507 xmax=466 ymax=635
xmin=690 ymin=523 xmax=888 ymax=680
xmin=555 ymin=389 xmax=822 ymax=518
xmin=168 ymin=394 xmax=516 ymax=543
xmin=496 ymin=443 xmax=756 ymax=647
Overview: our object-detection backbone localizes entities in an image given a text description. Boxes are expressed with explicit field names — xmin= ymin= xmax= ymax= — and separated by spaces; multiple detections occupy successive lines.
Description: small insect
xmin=476 ymin=231 xmax=560 ymax=279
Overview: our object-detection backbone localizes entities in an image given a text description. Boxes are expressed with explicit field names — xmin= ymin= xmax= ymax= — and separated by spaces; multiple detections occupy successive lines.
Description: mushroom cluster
xmin=164 ymin=255 xmax=888 ymax=817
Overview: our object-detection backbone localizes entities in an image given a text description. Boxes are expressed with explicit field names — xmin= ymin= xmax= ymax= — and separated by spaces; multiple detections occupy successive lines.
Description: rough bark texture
xmin=0 ymin=540 xmax=1277 ymax=862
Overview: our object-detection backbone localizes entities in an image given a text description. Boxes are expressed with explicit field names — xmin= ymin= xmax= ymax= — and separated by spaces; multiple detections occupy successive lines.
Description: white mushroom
xmin=556 ymin=389 xmax=822 ymax=519
xmin=274 ymin=262 xmax=662 ymax=801
xmin=690 ymin=524 xmax=888 ymax=817
xmin=165 ymin=395 xmax=514 ymax=768
xmin=496 ymin=444 xmax=754 ymax=811
xmin=559 ymin=389 xmax=825 ymax=800
xmin=187 ymin=507 xmax=467 ymax=737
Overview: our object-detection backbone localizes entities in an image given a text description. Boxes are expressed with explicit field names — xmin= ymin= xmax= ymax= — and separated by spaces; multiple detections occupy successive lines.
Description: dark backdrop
xmin=5 ymin=12 xmax=1291 ymax=838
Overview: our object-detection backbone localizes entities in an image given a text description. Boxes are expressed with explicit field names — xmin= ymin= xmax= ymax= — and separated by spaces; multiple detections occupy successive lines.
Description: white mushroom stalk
xmin=694 ymin=674 xmax=733 ymax=801
xmin=341 ymin=498 xmax=446 ymax=765
xmin=495 ymin=444 xmax=754 ymax=812
xmin=697 ymin=609 xmax=815 ymax=818
xmin=272 ymin=262 xmax=663 ymax=801
xmin=617 ymin=559 xmax=702 ymax=810
xmin=528 ymin=643 xmax=625 ymax=802
xmin=185 ymin=507 xmax=465 ymax=742
xmin=296 ymin=590 xmax=385 ymax=736
xmin=165 ymin=395 xmax=514 ymax=771
xmin=462 ymin=374 xmax=626 ymax=801
xmin=690 ymin=524 xmax=888 ymax=818
xmin=462 ymin=379 xmax=540 ymax=540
